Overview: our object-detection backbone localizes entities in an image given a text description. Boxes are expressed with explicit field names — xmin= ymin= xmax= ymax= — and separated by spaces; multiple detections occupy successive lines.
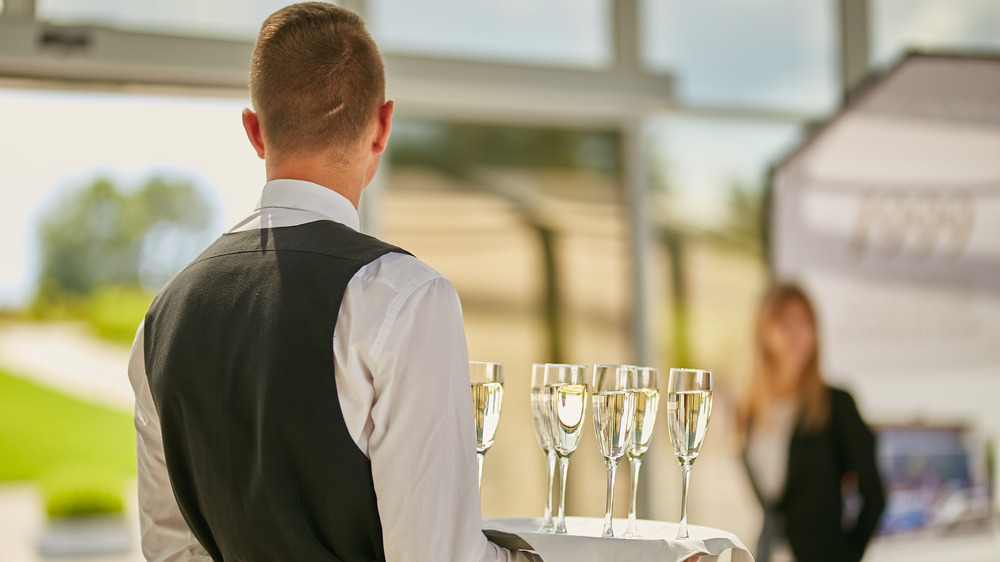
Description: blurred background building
xmin=0 ymin=0 xmax=999 ymax=560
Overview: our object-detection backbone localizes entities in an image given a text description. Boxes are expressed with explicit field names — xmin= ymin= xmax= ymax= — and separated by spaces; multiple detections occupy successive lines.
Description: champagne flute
xmin=591 ymin=364 xmax=637 ymax=538
xmin=530 ymin=364 xmax=557 ymax=532
xmin=666 ymin=368 xmax=713 ymax=539
xmin=470 ymin=361 xmax=504 ymax=488
xmin=545 ymin=363 xmax=588 ymax=534
xmin=624 ymin=366 xmax=660 ymax=538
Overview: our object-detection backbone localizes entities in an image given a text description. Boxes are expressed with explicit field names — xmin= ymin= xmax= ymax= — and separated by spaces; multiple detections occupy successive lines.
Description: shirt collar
xmin=257 ymin=179 xmax=361 ymax=232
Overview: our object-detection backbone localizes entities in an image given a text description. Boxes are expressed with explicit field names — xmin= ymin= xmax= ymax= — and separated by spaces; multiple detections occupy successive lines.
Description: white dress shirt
xmin=745 ymin=398 xmax=797 ymax=503
xmin=745 ymin=398 xmax=798 ymax=562
xmin=128 ymin=179 xmax=530 ymax=562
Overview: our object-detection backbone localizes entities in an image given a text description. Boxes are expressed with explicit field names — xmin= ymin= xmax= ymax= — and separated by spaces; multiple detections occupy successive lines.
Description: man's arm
xmin=128 ymin=322 xmax=212 ymax=562
xmin=362 ymin=273 xmax=531 ymax=561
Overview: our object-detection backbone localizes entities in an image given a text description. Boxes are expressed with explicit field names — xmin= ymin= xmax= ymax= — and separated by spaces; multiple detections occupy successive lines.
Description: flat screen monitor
xmin=874 ymin=425 xmax=992 ymax=535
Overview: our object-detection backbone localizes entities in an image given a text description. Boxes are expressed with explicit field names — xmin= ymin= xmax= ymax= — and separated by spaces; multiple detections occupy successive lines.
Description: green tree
xmin=36 ymin=175 xmax=215 ymax=299
xmin=724 ymin=179 xmax=764 ymax=253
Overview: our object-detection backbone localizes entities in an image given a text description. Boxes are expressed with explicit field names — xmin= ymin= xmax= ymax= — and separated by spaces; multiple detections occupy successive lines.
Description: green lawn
xmin=0 ymin=367 xmax=135 ymax=482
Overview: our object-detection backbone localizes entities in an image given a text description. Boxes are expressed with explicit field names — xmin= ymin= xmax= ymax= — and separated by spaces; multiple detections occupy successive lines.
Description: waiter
xmin=127 ymin=3 xmax=537 ymax=561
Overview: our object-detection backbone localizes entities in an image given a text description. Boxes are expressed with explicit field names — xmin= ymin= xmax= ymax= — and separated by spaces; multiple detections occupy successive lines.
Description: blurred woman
xmin=739 ymin=283 xmax=884 ymax=562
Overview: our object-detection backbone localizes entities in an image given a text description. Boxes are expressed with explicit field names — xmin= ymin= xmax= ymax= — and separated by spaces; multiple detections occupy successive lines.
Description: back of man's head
xmin=250 ymin=3 xmax=384 ymax=160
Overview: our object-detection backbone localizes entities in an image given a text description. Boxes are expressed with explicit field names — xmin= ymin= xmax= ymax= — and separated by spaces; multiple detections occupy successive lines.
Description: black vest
xmin=144 ymin=220 xmax=406 ymax=561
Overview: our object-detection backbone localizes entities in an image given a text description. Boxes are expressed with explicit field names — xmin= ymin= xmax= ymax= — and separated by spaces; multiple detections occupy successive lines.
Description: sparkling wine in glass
xmin=592 ymin=364 xmax=637 ymax=538
xmin=530 ymin=364 xmax=557 ymax=532
xmin=666 ymin=368 xmax=713 ymax=539
xmin=545 ymin=363 xmax=588 ymax=534
xmin=624 ymin=366 xmax=659 ymax=538
xmin=470 ymin=361 xmax=504 ymax=488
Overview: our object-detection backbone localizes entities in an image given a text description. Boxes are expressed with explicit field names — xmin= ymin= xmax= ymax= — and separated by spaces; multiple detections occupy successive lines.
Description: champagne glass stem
xmin=477 ymin=452 xmax=485 ymax=489
xmin=625 ymin=455 xmax=643 ymax=538
xmin=677 ymin=460 xmax=692 ymax=539
xmin=601 ymin=459 xmax=618 ymax=538
xmin=555 ymin=455 xmax=570 ymax=534
xmin=541 ymin=450 xmax=556 ymax=531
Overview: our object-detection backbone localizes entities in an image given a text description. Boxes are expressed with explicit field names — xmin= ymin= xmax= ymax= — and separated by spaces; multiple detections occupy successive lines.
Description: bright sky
xmin=871 ymin=0 xmax=1000 ymax=66
xmin=0 ymin=89 xmax=264 ymax=307
xmin=370 ymin=0 xmax=610 ymax=67
xmin=649 ymin=117 xmax=801 ymax=226
xmin=36 ymin=0 xmax=292 ymax=40
xmin=643 ymin=0 xmax=839 ymax=114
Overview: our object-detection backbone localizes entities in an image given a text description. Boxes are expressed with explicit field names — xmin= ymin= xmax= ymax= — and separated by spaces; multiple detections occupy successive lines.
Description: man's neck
xmin=265 ymin=155 xmax=367 ymax=209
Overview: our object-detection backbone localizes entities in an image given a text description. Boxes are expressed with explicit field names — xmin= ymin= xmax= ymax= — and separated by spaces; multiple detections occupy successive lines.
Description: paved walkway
xmin=0 ymin=322 xmax=135 ymax=411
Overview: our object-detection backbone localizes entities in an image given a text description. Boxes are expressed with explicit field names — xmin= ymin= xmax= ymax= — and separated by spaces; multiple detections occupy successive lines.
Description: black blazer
xmin=743 ymin=387 xmax=886 ymax=562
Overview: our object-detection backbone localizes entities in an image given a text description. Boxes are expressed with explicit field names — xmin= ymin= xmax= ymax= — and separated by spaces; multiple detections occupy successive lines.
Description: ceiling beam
xmin=0 ymin=20 xmax=673 ymax=127
xmin=0 ymin=22 xmax=251 ymax=89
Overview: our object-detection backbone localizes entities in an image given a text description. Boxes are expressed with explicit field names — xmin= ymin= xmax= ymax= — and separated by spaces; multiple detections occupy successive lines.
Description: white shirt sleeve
xmin=347 ymin=262 xmax=525 ymax=562
xmin=128 ymin=321 xmax=212 ymax=562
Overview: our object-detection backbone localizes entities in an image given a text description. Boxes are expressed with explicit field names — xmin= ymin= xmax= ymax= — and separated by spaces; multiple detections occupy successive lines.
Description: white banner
xmin=771 ymin=55 xmax=1000 ymax=382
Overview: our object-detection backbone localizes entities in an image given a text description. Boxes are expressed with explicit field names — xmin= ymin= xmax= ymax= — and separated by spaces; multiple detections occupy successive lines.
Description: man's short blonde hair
xmin=250 ymin=2 xmax=385 ymax=157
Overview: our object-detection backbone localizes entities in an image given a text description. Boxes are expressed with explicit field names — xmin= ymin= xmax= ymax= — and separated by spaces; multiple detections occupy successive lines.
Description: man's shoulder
xmin=262 ymin=220 xmax=409 ymax=264
xmin=353 ymin=251 xmax=454 ymax=297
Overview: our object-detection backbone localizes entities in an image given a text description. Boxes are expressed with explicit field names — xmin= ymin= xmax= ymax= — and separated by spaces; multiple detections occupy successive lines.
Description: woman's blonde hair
xmin=740 ymin=283 xmax=830 ymax=435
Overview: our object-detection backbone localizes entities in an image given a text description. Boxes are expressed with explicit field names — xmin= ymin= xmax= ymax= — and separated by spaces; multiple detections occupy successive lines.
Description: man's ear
xmin=242 ymin=108 xmax=266 ymax=160
xmin=372 ymin=100 xmax=394 ymax=155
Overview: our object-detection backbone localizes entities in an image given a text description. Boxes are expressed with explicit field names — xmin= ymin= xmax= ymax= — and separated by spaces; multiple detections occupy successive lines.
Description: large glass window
xmin=383 ymin=119 xmax=627 ymax=516
xmin=637 ymin=116 xmax=806 ymax=534
xmin=368 ymin=0 xmax=612 ymax=68
xmin=37 ymin=0 xmax=302 ymax=40
xmin=645 ymin=115 xmax=804 ymax=389
xmin=871 ymin=0 xmax=1000 ymax=68
xmin=648 ymin=116 xmax=803 ymax=230
xmin=0 ymin=87 xmax=262 ymax=306
xmin=641 ymin=0 xmax=840 ymax=114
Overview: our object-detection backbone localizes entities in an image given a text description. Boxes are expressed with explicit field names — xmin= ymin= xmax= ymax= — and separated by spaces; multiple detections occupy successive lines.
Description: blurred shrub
xmin=27 ymin=286 xmax=152 ymax=345
xmin=84 ymin=286 xmax=153 ymax=344
xmin=41 ymin=465 xmax=125 ymax=519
